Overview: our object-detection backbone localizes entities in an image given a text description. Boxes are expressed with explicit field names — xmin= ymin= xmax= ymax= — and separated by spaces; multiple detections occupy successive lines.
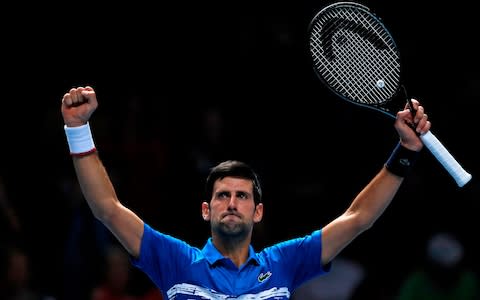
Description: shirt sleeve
xmin=130 ymin=222 xmax=198 ymax=291
xmin=261 ymin=229 xmax=331 ymax=291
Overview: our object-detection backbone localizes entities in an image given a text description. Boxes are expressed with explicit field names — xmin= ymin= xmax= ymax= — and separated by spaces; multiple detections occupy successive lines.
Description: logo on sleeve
xmin=257 ymin=271 xmax=272 ymax=283
xmin=399 ymin=158 xmax=411 ymax=166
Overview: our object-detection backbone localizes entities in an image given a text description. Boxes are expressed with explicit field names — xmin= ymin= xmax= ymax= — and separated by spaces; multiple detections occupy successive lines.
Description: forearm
xmin=322 ymin=166 xmax=403 ymax=264
xmin=72 ymin=152 xmax=120 ymax=221
xmin=346 ymin=140 xmax=422 ymax=228
xmin=346 ymin=166 xmax=403 ymax=229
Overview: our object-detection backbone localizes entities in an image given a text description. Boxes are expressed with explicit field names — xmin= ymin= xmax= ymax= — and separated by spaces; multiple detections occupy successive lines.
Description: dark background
xmin=2 ymin=0 xmax=479 ymax=299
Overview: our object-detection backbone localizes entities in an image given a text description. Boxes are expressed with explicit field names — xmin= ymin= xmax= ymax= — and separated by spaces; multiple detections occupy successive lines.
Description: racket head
xmin=308 ymin=2 xmax=402 ymax=117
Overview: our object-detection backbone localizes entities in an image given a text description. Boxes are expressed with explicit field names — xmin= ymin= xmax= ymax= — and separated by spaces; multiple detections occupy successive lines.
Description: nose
xmin=227 ymin=196 xmax=239 ymax=209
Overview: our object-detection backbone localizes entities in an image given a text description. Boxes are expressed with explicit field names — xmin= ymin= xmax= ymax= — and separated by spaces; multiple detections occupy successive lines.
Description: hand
xmin=394 ymin=98 xmax=431 ymax=152
xmin=61 ymin=86 xmax=98 ymax=127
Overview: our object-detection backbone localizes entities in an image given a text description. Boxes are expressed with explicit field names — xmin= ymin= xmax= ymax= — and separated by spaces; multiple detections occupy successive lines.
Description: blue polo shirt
xmin=132 ymin=223 xmax=330 ymax=299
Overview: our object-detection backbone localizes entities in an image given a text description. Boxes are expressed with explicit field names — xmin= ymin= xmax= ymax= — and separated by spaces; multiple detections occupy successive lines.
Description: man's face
xmin=202 ymin=176 xmax=263 ymax=238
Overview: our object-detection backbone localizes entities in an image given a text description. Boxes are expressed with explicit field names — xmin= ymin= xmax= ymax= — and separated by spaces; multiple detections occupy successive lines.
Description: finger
xmin=406 ymin=98 xmax=419 ymax=111
xmin=83 ymin=86 xmax=98 ymax=107
xmin=416 ymin=114 xmax=430 ymax=134
xmin=418 ymin=120 xmax=431 ymax=135
xmin=81 ymin=89 xmax=95 ymax=98
xmin=68 ymin=88 xmax=80 ymax=104
xmin=62 ymin=93 xmax=73 ymax=106
xmin=410 ymin=98 xmax=419 ymax=107
xmin=413 ymin=105 xmax=425 ymax=125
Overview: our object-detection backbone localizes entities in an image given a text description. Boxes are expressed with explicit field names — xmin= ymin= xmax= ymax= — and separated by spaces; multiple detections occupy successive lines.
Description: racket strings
xmin=310 ymin=5 xmax=401 ymax=105
xmin=316 ymin=16 xmax=395 ymax=103
xmin=311 ymin=9 xmax=392 ymax=101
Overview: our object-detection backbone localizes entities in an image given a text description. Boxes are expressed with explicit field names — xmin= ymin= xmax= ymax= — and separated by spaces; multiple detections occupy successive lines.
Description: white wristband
xmin=64 ymin=122 xmax=96 ymax=156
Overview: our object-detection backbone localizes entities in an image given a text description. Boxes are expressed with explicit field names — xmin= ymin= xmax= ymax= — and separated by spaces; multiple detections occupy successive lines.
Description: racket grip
xmin=420 ymin=131 xmax=472 ymax=187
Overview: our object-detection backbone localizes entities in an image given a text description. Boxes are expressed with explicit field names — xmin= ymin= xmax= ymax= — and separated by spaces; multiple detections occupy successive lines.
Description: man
xmin=61 ymin=86 xmax=430 ymax=299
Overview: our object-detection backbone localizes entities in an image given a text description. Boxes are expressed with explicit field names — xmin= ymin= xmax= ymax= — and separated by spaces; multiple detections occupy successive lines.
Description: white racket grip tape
xmin=420 ymin=131 xmax=472 ymax=187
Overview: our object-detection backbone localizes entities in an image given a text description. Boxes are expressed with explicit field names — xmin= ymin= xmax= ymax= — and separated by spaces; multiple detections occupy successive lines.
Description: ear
xmin=253 ymin=203 xmax=264 ymax=223
xmin=201 ymin=202 xmax=210 ymax=221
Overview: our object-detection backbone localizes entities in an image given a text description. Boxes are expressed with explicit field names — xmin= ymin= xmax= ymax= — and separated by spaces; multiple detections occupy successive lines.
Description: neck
xmin=212 ymin=233 xmax=252 ymax=268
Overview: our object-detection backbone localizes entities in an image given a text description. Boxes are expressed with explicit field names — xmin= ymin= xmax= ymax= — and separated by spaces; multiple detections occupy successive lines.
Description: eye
xmin=237 ymin=192 xmax=249 ymax=200
xmin=217 ymin=191 xmax=230 ymax=199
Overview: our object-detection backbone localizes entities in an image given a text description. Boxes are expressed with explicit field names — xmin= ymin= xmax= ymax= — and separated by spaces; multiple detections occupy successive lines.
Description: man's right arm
xmin=73 ymin=153 xmax=144 ymax=257
xmin=62 ymin=86 xmax=144 ymax=258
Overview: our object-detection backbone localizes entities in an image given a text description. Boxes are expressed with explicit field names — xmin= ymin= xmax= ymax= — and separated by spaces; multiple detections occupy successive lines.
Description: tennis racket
xmin=308 ymin=1 xmax=472 ymax=187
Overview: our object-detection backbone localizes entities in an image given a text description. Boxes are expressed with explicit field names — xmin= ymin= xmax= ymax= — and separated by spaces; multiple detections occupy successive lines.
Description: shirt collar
xmin=202 ymin=238 xmax=260 ymax=267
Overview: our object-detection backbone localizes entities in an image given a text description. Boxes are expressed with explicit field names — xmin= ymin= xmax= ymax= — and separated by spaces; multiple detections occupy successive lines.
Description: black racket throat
xmin=330 ymin=82 xmax=410 ymax=120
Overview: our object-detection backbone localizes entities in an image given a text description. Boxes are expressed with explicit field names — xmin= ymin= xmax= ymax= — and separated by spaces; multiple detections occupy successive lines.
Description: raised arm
xmin=61 ymin=86 xmax=144 ymax=257
xmin=321 ymin=99 xmax=431 ymax=265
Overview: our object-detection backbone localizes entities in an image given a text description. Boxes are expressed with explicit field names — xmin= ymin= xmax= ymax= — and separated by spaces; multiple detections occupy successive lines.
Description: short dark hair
xmin=205 ymin=160 xmax=262 ymax=204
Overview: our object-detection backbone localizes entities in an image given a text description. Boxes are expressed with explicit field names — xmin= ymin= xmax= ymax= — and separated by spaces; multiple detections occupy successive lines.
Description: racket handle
xmin=420 ymin=131 xmax=472 ymax=187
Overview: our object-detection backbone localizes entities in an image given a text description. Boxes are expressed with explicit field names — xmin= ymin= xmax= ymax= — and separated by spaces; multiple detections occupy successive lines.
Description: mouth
xmin=222 ymin=213 xmax=241 ymax=221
